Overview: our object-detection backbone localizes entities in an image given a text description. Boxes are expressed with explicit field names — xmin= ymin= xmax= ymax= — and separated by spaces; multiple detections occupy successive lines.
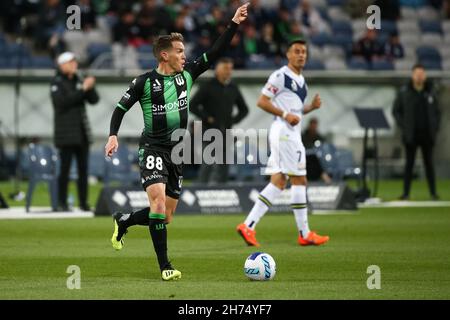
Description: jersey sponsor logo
xmin=175 ymin=75 xmax=185 ymax=86
xmin=266 ymin=84 xmax=279 ymax=95
xmin=152 ymin=97 xmax=188 ymax=114
xmin=178 ymin=90 xmax=187 ymax=99
xmin=153 ymin=79 xmax=162 ymax=92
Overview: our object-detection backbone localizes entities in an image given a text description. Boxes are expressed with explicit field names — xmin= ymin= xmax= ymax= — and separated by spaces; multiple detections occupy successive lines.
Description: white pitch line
xmin=359 ymin=201 xmax=450 ymax=208
xmin=0 ymin=207 xmax=94 ymax=220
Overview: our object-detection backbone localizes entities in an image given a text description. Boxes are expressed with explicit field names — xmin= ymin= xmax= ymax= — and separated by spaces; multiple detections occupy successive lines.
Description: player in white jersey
xmin=237 ymin=39 xmax=329 ymax=247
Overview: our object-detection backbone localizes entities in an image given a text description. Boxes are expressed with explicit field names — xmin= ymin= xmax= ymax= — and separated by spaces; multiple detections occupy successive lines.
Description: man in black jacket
xmin=190 ymin=57 xmax=249 ymax=184
xmin=392 ymin=63 xmax=441 ymax=200
xmin=51 ymin=52 xmax=99 ymax=211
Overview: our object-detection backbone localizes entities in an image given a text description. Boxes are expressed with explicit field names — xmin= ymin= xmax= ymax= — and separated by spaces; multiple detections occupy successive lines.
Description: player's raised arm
xmin=186 ymin=3 xmax=249 ymax=80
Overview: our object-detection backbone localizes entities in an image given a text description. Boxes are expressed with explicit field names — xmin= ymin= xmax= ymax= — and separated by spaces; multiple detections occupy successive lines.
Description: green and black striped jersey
xmin=116 ymin=54 xmax=212 ymax=148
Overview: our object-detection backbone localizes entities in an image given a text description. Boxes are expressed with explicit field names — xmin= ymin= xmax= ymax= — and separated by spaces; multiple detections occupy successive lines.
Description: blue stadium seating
xmin=245 ymin=58 xmax=277 ymax=70
xmin=138 ymin=58 xmax=158 ymax=70
xmin=310 ymin=33 xmax=332 ymax=47
xmin=416 ymin=45 xmax=441 ymax=61
xmin=330 ymin=20 xmax=353 ymax=37
xmin=327 ymin=0 xmax=346 ymax=6
xmin=420 ymin=59 xmax=442 ymax=70
xmin=305 ymin=58 xmax=325 ymax=70
xmin=87 ymin=43 xmax=112 ymax=62
xmin=380 ymin=20 xmax=398 ymax=35
xmin=419 ymin=20 xmax=442 ymax=34
xmin=30 ymin=56 xmax=54 ymax=69
xmin=371 ymin=60 xmax=394 ymax=70
xmin=348 ymin=57 xmax=369 ymax=70
xmin=25 ymin=143 xmax=58 ymax=212
xmin=103 ymin=144 xmax=140 ymax=187
xmin=137 ymin=44 xmax=153 ymax=55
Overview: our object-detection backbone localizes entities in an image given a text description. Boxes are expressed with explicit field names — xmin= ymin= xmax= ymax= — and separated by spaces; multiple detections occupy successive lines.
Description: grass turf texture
xmin=1 ymin=207 xmax=450 ymax=299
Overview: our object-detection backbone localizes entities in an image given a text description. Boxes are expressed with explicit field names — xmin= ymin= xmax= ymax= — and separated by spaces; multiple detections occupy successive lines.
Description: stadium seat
xmin=323 ymin=45 xmax=346 ymax=59
xmin=330 ymin=20 xmax=353 ymax=37
xmin=137 ymin=44 xmax=153 ymax=55
xmin=380 ymin=20 xmax=398 ymax=35
xmin=371 ymin=60 xmax=394 ymax=71
xmin=138 ymin=58 xmax=158 ymax=70
xmin=332 ymin=34 xmax=353 ymax=53
xmin=416 ymin=45 xmax=441 ymax=61
xmin=400 ymin=7 xmax=418 ymax=20
xmin=347 ymin=57 xmax=369 ymax=70
xmin=419 ymin=20 xmax=442 ymax=34
xmin=325 ymin=57 xmax=346 ymax=70
xmin=305 ymin=58 xmax=325 ymax=70
xmin=420 ymin=59 xmax=442 ymax=70
xmin=103 ymin=144 xmax=139 ymax=187
xmin=310 ymin=33 xmax=332 ymax=47
xmin=25 ymin=143 xmax=58 ymax=212
xmin=421 ymin=33 xmax=443 ymax=47
xmin=87 ymin=43 xmax=112 ymax=62
xmin=30 ymin=56 xmax=55 ymax=69
xmin=417 ymin=6 xmax=440 ymax=21
xmin=327 ymin=0 xmax=346 ymax=6
xmin=89 ymin=151 xmax=105 ymax=179
xmin=314 ymin=142 xmax=341 ymax=180
xmin=335 ymin=148 xmax=360 ymax=179
xmin=327 ymin=6 xmax=351 ymax=22
xmin=245 ymin=58 xmax=277 ymax=70
xmin=397 ymin=20 xmax=420 ymax=34
xmin=394 ymin=58 xmax=415 ymax=70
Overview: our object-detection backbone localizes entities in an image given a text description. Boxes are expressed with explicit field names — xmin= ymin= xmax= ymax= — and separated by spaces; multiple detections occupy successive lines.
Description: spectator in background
xmin=224 ymin=32 xmax=247 ymax=69
xmin=374 ymin=0 xmax=400 ymax=21
xmin=383 ymin=32 xmax=404 ymax=61
xmin=302 ymin=117 xmax=326 ymax=149
xmin=294 ymin=0 xmax=328 ymax=36
xmin=190 ymin=57 xmax=249 ymax=184
xmin=302 ymin=118 xmax=332 ymax=184
xmin=192 ymin=29 xmax=212 ymax=58
xmin=258 ymin=22 xmax=280 ymax=58
xmin=345 ymin=0 xmax=373 ymax=19
xmin=36 ymin=0 xmax=66 ymax=56
xmin=392 ymin=63 xmax=441 ymax=201
xmin=274 ymin=6 xmax=293 ymax=45
xmin=51 ymin=52 xmax=99 ymax=211
xmin=352 ymin=29 xmax=384 ymax=64
xmin=201 ymin=5 xmax=225 ymax=40
xmin=248 ymin=0 xmax=275 ymax=29
xmin=243 ymin=25 xmax=259 ymax=57
xmin=77 ymin=0 xmax=97 ymax=31
xmin=113 ymin=11 xmax=141 ymax=46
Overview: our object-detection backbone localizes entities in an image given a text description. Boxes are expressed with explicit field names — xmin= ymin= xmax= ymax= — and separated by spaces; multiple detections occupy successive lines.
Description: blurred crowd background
xmin=1 ymin=0 xmax=450 ymax=71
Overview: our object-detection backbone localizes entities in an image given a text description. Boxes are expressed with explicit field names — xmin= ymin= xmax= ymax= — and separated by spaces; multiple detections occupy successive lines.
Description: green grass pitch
xmin=1 ymin=206 xmax=450 ymax=299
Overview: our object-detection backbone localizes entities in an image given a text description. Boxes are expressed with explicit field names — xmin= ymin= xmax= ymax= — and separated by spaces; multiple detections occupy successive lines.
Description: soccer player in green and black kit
xmin=104 ymin=3 xmax=249 ymax=281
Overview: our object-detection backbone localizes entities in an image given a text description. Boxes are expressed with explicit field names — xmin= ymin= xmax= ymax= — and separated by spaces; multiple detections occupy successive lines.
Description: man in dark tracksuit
xmin=392 ymin=63 xmax=441 ymax=200
xmin=51 ymin=52 xmax=99 ymax=211
xmin=190 ymin=57 xmax=249 ymax=184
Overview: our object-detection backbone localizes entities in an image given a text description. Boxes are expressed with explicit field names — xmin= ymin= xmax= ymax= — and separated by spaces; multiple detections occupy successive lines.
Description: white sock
xmin=291 ymin=185 xmax=310 ymax=237
xmin=244 ymin=183 xmax=283 ymax=230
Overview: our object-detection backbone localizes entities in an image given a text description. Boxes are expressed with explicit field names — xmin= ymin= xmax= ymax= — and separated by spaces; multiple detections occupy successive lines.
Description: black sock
xmin=128 ymin=207 xmax=150 ymax=227
xmin=148 ymin=213 xmax=170 ymax=271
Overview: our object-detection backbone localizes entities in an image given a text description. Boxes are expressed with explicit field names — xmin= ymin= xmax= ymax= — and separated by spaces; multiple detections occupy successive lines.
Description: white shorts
xmin=264 ymin=121 xmax=307 ymax=176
